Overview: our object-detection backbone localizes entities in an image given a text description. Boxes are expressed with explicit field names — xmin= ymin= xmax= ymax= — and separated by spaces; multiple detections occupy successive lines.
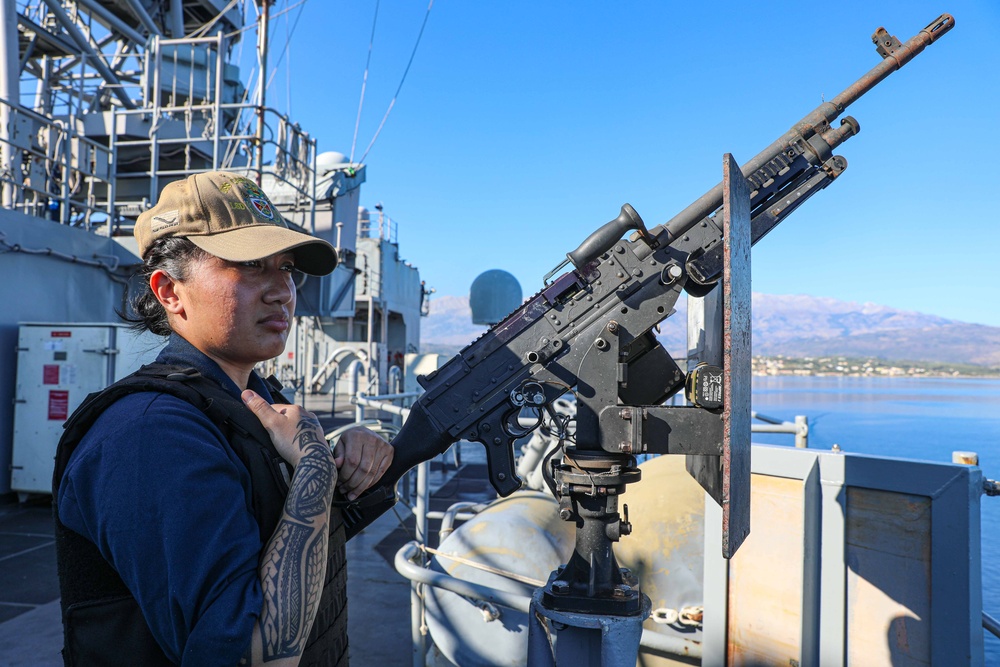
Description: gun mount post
xmin=527 ymin=153 xmax=753 ymax=664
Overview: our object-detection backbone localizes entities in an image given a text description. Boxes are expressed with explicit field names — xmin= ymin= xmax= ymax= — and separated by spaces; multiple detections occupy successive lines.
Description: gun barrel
xmin=661 ymin=14 xmax=954 ymax=243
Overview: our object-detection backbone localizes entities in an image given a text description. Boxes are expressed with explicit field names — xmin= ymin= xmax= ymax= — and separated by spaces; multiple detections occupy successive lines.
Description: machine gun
xmin=341 ymin=12 xmax=953 ymax=642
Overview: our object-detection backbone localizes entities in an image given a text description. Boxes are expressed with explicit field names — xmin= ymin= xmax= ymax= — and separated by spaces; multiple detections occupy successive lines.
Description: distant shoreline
xmin=418 ymin=348 xmax=1000 ymax=378
xmin=752 ymin=355 xmax=1000 ymax=378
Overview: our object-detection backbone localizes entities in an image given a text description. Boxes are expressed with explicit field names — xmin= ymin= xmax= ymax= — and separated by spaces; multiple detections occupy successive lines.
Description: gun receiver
xmin=342 ymin=14 xmax=954 ymax=540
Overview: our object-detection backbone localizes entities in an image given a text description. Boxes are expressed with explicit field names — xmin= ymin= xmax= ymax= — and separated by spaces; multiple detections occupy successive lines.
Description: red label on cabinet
xmin=48 ymin=390 xmax=69 ymax=420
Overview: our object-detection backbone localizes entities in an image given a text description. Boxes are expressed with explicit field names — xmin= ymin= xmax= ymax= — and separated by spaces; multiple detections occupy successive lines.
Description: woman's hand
xmin=333 ymin=428 xmax=394 ymax=500
xmin=242 ymin=390 xmax=332 ymax=469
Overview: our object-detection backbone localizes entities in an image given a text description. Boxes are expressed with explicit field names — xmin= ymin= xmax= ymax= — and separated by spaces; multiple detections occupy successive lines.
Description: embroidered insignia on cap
xmin=248 ymin=197 xmax=274 ymax=219
xmin=150 ymin=210 xmax=180 ymax=233
xmin=231 ymin=177 xmax=276 ymax=221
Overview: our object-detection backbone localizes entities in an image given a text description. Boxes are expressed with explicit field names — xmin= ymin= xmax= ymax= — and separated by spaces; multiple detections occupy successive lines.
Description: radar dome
xmin=316 ymin=151 xmax=349 ymax=174
xmin=470 ymin=270 xmax=522 ymax=326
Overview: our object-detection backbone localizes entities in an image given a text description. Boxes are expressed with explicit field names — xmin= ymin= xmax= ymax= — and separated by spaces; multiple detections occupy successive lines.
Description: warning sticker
xmin=43 ymin=365 xmax=59 ymax=385
xmin=48 ymin=390 xmax=69 ymax=420
xmin=51 ymin=331 xmax=72 ymax=338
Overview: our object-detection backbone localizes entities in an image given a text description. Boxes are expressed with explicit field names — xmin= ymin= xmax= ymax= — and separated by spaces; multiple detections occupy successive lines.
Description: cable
xmin=540 ymin=439 xmax=560 ymax=497
xmin=420 ymin=544 xmax=547 ymax=588
xmin=265 ymin=0 xmax=309 ymax=93
xmin=0 ymin=231 xmax=129 ymax=285
xmin=356 ymin=0 xmax=433 ymax=165
xmin=187 ymin=0 xmax=242 ymax=38
xmin=224 ymin=0 xmax=307 ymax=38
xmin=539 ymin=412 xmax=573 ymax=497
xmin=284 ymin=0 xmax=291 ymax=114
xmin=349 ymin=0 xmax=380 ymax=165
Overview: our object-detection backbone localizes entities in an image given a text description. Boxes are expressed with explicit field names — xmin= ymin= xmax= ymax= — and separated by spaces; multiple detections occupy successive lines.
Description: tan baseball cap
xmin=134 ymin=171 xmax=338 ymax=276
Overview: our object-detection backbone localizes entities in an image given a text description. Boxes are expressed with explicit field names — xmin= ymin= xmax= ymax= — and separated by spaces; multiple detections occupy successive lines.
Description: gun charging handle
xmin=544 ymin=204 xmax=653 ymax=283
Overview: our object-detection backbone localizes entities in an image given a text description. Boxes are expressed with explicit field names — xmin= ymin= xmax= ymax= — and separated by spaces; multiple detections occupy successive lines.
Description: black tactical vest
xmin=53 ymin=364 xmax=349 ymax=666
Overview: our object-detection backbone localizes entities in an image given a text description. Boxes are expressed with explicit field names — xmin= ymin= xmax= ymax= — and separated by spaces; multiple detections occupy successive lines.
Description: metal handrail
xmin=752 ymin=411 xmax=809 ymax=448
xmin=4 ymin=33 xmax=321 ymax=235
xmin=110 ymin=100 xmax=318 ymax=202
xmin=984 ymin=611 xmax=1000 ymax=639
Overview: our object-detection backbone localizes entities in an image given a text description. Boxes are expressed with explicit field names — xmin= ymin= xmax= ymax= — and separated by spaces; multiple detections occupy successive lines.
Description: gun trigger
xmin=483 ymin=436 xmax=522 ymax=497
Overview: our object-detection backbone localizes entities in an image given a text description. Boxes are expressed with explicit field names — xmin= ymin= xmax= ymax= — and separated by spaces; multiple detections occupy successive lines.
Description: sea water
xmin=750 ymin=376 xmax=1000 ymax=663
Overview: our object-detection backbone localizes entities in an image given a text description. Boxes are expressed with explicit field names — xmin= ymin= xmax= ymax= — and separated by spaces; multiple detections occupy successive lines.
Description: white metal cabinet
xmin=11 ymin=323 xmax=163 ymax=495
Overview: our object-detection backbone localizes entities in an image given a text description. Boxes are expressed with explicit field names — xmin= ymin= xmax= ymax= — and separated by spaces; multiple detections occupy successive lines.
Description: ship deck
xmin=0 ymin=398 xmax=493 ymax=666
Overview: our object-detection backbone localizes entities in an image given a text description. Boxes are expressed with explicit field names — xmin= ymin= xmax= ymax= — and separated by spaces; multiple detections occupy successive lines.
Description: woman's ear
xmin=150 ymin=269 xmax=184 ymax=316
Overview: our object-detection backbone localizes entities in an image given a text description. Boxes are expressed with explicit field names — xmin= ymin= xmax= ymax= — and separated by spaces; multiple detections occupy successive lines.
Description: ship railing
xmin=348 ymin=389 xmax=514 ymax=667
xmin=308 ymin=346 xmax=369 ymax=394
xmin=109 ymin=101 xmax=318 ymax=225
xmin=0 ymin=98 xmax=116 ymax=231
xmin=3 ymin=30 xmax=322 ymax=234
xmin=751 ymin=410 xmax=809 ymax=448
xmin=985 ymin=611 xmax=1000 ymax=639
xmin=359 ymin=214 xmax=399 ymax=244
xmin=344 ymin=403 xmax=1000 ymax=663
xmin=375 ymin=215 xmax=399 ymax=244
xmin=108 ymin=34 xmax=319 ymax=231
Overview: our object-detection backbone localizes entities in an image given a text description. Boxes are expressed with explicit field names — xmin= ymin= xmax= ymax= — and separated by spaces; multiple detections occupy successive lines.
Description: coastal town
xmin=752 ymin=355 xmax=1000 ymax=378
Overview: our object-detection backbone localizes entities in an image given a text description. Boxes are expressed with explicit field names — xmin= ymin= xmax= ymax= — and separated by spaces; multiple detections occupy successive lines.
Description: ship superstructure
xmin=0 ymin=0 xmax=425 ymax=496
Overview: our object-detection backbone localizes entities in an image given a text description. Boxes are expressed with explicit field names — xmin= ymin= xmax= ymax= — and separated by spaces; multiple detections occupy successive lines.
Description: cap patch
xmin=150 ymin=210 xmax=180 ymax=233
xmin=227 ymin=177 xmax=276 ymax=222
xmin=248 ymin=197 xmax=274 ymax=220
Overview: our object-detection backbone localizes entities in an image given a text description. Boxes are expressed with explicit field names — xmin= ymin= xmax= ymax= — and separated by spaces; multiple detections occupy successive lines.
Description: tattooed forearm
xmin=258 ymin=428 xmax=337 ymax=661
xmin=260 ymin=521 xmax=308 ymax=653
xmin=303 ymin=528 xmax=326 ymax=616
xmin=260 ymin=521 xmax=329 ymax=659
xmin=286 ymin=451 xmax=335 ymax=522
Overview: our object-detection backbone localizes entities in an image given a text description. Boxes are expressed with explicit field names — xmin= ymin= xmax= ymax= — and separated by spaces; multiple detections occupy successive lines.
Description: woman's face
xmin=166 ymin=251 xmax=297 ymax=379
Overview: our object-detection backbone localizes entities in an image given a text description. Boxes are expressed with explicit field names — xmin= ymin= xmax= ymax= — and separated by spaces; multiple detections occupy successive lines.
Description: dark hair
xmin=119 ymin=237 xmax=208 ymax=336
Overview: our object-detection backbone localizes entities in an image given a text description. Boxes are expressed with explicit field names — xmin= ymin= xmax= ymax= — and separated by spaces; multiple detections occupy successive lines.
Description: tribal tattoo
xmin=293 ymin=417 xmax=330 ymax=455
xmin=259 ymin=418 xmax=337 ymax=660
xmin=260 ymin=521 xmax=328 ymax=659
xmin=286 ymin=451 xmax=335 ymax=522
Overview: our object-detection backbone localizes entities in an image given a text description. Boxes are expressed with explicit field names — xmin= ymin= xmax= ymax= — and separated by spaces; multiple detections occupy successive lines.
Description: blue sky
xmin=255 ymin=0 xmax=1000 ymax=326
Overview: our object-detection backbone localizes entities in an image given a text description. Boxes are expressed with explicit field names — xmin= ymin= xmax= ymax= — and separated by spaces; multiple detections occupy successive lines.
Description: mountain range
xmin=420 ymin=293 xmax=1000 ymax=368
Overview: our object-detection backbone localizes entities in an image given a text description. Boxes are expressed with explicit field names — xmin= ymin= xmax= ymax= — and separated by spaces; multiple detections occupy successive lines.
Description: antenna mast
xmin=255 ymin=0 xmax=274 ymax=185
